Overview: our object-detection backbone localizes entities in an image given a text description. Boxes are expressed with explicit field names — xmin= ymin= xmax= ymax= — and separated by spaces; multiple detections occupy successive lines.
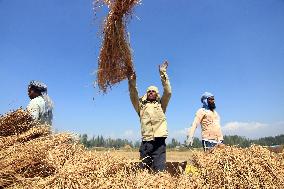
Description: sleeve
xmin=27 ymin=99 xmax=40 ymax=121
xmin=128 ymin=77 xmax=140 ymax=115
xmin=160 ymin=68 xmax=172 ymax=113
xmin=188 ymin=109 xmax=204 ymax=138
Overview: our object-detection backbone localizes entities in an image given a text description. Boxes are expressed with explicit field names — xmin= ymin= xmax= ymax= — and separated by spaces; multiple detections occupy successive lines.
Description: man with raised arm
xmin=128 ymin=61 xmax=171 ymax=172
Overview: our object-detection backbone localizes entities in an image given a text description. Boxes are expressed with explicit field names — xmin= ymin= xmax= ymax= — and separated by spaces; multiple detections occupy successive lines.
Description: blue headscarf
xmin=201 ymin=92 xmax=214 ymax=109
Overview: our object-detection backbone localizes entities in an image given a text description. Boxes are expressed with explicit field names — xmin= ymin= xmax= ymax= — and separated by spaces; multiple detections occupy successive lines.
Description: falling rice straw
xmin=95 ymin=0 xmax=141 ymax=93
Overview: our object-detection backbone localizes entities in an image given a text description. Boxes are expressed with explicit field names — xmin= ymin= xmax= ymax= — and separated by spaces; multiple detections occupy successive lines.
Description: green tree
xmin=80 ymin=134 xmax=90 ymax=148
xmin=168 ymin=138 xmax=181 ymax=148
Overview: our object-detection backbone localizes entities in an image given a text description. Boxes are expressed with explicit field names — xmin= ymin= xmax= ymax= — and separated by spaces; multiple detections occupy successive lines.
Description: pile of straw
xmin=191 ymin=145 xmax=284 ymax=188
xmin=96 ymin=0 xmax=141 ymax=93
xmin=0 ymin=109 xmax=75 ymax=188
xmin=0 ymin=109 xmax=35 ymax=137
xmin=1 ymin=109 xmax=283 ymax=189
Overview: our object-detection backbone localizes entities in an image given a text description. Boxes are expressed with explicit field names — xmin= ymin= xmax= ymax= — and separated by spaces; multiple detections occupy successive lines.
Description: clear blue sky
xmin=1 ymin=0 xmax=284 ymax=141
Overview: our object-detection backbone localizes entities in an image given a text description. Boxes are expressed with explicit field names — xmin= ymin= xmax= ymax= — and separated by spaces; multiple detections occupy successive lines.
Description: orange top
xmin=188 ymin=108 xmax=223 ymax=141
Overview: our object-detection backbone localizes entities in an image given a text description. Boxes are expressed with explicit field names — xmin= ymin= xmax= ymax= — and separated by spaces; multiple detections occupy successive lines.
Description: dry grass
xmin=1 ymin=109 xmax=284 ymax=189
xmin=192 ymin=144 xmax=284 ymax=188
xmin=0 ymin=108 xmax=36 ymax=137
xmin=95 ymin=0 xmax=141 ymax=93
xmin=94 ymin=149 xmax=195 ymax=162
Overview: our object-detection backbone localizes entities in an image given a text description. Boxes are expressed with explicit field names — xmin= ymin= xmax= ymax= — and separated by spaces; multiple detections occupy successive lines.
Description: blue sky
xmin=1 ymin=0 xmax=284 ymax=142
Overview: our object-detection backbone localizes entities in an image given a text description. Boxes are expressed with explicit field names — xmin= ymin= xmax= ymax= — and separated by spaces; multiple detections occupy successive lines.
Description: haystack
xmin=1 ymin=109 xmax=283 ymax=189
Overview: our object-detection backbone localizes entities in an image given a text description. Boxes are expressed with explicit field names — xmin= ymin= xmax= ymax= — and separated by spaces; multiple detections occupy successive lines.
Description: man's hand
xmin=159 ymin=60 xmax=169 ymax=72
xmin=186 ymin=136 xmax=193 ymax=147
xmin=128 ymin=71 xmax=136 ymax=81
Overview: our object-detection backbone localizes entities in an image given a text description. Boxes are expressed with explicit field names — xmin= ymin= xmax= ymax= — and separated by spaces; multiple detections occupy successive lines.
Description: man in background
xmin=186 ymin=92 xmax=224 ymax=151
xmin=27 ymin=80 xmax=53 ymax=126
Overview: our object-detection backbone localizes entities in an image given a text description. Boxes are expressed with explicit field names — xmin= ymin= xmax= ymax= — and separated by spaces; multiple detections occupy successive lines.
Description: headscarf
xmin=201 ymin=92 xmax=214 ymax=110
xmin=140 ymin=85 xmax=161 ymax=103
xmin=28 ymin=80 xmax=54 ymax=114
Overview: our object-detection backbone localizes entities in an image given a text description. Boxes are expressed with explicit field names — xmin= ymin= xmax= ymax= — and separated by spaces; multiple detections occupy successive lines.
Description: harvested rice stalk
xmin=190 ymin=145 xmax=284 ymax=189
xmin=4 ymin=145 xmax=284 ymax=189
xmin=0 ymin=172 xmax=21 ymax=189
xmin=0 ymin=109 xmax=36 ymax=137
xmin=95 ymin=0 xmax=141 ymax=93
xmin=0 ymin=126 xmax=51 ymax=149
xmin=45 ymin=142 xmax=84 ymax=169
xmin=0 ymin=134 xmax=73 ymax=185
xmin=24 ymin=151 xmax=134 ymax=189
xmin=1 ymin=109 xmax=283 ymax=188
xmin=0 ymin=133 xmax=73 ymax=168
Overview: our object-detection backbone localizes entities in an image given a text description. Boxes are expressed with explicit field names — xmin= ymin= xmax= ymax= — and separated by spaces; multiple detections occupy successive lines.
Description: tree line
xmin=79 ymin=134 xmax=284 ymax=149
xmin=223 ymin=134 xmax=284 ymax=147
xmin=79 ymin=134 xmax=140 ymax=149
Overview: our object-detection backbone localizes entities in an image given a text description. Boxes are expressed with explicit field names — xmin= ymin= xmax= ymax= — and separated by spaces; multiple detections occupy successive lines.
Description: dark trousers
xmin=139 ymin=137 xmax=166 ymax=172
xmin=202 ymin=140 xmax=224 ymax=151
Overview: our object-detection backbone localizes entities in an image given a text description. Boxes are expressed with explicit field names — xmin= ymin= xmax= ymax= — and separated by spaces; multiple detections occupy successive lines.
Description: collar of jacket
xmin=142 ymin=99 xmax=160 ymax=104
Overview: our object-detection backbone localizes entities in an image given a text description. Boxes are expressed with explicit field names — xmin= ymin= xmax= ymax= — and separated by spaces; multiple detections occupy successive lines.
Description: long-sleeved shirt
xmin=27 ymin=96 xmax=53 ymax=125
xmin=128 ymin=68 xmax=172 ymax=141
xmin=188 ymin=108 xmax=223 ymax=141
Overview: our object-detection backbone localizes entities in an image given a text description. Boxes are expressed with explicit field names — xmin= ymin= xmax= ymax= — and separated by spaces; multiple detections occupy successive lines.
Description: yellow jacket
xmin=128 ymin=69 xmax=171 ymax=141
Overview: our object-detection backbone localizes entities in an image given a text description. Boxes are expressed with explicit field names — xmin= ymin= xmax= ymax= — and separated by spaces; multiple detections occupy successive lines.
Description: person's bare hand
xmin=186 ymin=136 xmax=193 ymax=147
xmin=159 ymin=60 xmax=169 ymax=72
xmin=128 ymin=71 xmax=136 ymax=81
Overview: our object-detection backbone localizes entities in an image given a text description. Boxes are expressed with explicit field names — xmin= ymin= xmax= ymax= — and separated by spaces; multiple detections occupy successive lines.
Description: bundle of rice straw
xmin=0 ymin=109 xmax=36 ymax=137
xmin=0 ymin=109 xmax=74 ymax=188
xmin=95 ymin=0 xmax=141 ymax=93
xmin=0 ymin=126 xmax=50 ymax=149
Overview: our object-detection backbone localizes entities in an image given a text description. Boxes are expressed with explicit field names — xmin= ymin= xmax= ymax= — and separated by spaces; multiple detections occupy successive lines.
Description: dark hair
xmin=29 ymin=85 xmax=42 ymax=95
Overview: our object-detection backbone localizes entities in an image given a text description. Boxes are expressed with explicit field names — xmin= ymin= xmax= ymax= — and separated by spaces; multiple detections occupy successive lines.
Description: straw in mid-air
xmin=95 ymin=0 xmax=141 ymax=93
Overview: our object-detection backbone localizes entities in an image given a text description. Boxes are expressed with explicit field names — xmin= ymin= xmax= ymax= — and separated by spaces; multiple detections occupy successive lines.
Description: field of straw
xmin=1 ymin=109 xmax=284 ymax=189
xmin=95 ymin=149 xmax=195 ymax=162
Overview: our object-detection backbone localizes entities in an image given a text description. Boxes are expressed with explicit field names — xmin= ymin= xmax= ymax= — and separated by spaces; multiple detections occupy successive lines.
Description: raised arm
xmin=128 ymin=72 xmax=140 ymax=115
xmin=159 ymin=61 xmax=172 ymax=113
